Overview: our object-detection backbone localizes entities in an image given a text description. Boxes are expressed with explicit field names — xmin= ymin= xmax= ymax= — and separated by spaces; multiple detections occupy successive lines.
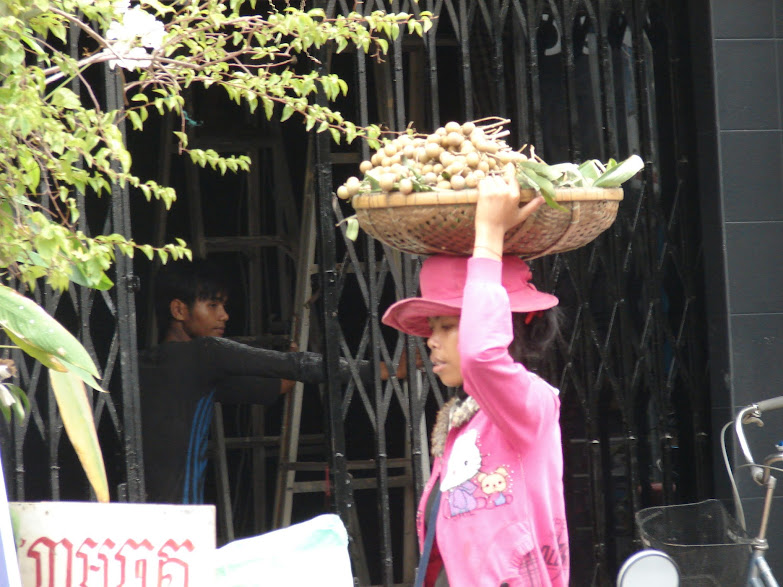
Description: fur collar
xmin=430 ymin=395 xmax=480 ymax=457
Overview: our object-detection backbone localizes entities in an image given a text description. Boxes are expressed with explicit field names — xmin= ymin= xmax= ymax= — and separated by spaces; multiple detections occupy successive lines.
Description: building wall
xmin=694 ymin=0 xmax=783 ymax=577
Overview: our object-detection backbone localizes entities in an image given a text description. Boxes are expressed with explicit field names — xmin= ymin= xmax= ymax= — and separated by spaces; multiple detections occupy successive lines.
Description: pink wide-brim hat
xmin=382 ymin=255 xmax=558 ymax=337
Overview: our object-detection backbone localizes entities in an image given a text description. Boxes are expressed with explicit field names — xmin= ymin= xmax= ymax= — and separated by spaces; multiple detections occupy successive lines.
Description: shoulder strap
xmin=413 ymin=489 xmax=442 ymax=587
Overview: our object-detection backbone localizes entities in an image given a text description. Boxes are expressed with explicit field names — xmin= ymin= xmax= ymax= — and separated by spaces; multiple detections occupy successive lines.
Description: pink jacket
xmin=417 ymin=257 xmax=569 ymax=587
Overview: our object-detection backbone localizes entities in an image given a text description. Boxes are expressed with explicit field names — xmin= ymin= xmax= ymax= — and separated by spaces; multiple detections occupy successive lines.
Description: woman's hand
xmin=473 ymin=164 xmax=544 ymax=260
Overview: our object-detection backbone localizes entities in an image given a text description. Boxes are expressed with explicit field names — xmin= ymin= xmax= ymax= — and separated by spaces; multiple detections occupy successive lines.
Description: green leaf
xmin=345 ymin=217 xmax=359 ymax=241
xmin=4 ymin=328 xmax=64 ymax=373
xmin=117 ymin=149 xmax=132 ymax=173
xmin=49 ymin=369 xmax=109 ymax=503
xmin=58 ymin=359 xmax=106 ymax=393
xmin=5 ymin=384 xmax=30 ymax=421
xmin=262 ymin=97 xmax=274 ymax=119
xmin=23 ymin=156 xmax=41 ymax=189
xmin=50 ymin=87 xmax=81 ymax=110
xmin=517 ymin=159 xmax=563 ymax=182
xmin=280 ymin=104 xmax=294 ymax=122
xmin=0 ymin=285 xmax=100 ymax=377
xmin=127 ymin=110 xmax=143 ymax=131
xmin=516 ymin=168 xmax=566 ymax=211
xmin=19 ymin=35 xmax=45 ymax=57
xmin=71 ymin=264 xmax=114 ymax=291
xmin=593 ymin=154 xmax=645 ymax=187
xmin=363 ymin=172 xmax=381 ymax=192
xmin=549 ymin=162 xmax=580 ymax=176
xmin=173 ymin=131 xmax=189 ymax=148
xmin=49 ymin=20 xmax=67 ymax=42
xmin=577 ymin=159 xmax=603 ymax=183
xmin=0 ymin=383 xmax=29 ymax=423
xmin=139 ymin=244 xmax=154 ymax=260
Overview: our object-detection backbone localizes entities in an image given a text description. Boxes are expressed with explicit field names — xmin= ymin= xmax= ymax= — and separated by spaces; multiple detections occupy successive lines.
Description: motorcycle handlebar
xmin=756 ymin=396 xmax=783 ymax=413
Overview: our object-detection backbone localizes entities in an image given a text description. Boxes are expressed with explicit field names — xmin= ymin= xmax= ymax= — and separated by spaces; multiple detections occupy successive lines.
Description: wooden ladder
xmin=270 ymin=153 xmax=420 ymax=585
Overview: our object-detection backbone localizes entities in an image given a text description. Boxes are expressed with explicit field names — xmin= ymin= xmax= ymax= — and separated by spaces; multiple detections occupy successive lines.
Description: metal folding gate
xmin=311 ymin=0 xmax=709 ymax=585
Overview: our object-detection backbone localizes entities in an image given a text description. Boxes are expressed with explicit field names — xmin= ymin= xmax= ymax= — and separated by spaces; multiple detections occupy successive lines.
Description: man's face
xmin=180 ymin=296 xmax=229 ymax=339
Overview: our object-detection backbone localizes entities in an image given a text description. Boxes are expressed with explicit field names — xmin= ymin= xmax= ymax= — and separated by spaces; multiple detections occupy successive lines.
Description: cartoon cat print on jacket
xmin=439 ymin=426 xmax=554 ymax=582
xmin=440 ymin=429 xmax=483 ymax=516
xmin=440 ymin=429 xmax=515 ymax=515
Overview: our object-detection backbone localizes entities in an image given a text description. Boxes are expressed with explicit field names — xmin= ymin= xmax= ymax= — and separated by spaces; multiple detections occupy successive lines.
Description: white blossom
xmin=106 ymin=45 xmax=153 ymax=71
xmin=103 ymin=6 xmax=164 ymax=71
xmin=107 ymin=7 xmax=165 ymax=49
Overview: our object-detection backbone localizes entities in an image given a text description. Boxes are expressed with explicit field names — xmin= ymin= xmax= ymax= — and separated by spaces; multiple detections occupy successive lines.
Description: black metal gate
xmin=0 ymin=57 xmax=144 ymax=504
xmin=314 ymin=0 xmax=709 ymax=585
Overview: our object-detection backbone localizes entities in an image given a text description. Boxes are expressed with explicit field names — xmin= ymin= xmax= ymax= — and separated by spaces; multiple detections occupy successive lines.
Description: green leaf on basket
xmin=547 ymin=163 xmax=583 ymax=187
xmin=516 ymin=167 xmax=566 ymax=212
xmin=593 ymin=154 xmax=644 ymax=188
xmin=363 ymin=173 xmax=381 ymax=192
xmin=412 ymin=180 xmax=434 ymax=192
xmin=577 ymin=160 xmax=603 ymax=183
xmin=402 ymin=159 xmax=434 ymax=192
xmin=517 ymin=159 xmax=563 ymax=182
xmin=345 ymin=217 xmax=360 ymax=241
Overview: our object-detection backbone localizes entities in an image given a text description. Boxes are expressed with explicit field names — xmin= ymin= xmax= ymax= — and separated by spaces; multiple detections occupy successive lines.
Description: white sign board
xmin=0 ymin=453 xmax=21 ymax=587
xmin=10 ymin=501 xmax=215 ymax=587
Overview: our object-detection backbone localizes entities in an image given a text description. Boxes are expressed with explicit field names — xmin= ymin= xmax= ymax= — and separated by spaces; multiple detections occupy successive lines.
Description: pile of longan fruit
xmin=337 ymin=119 xmax=528 ymax=199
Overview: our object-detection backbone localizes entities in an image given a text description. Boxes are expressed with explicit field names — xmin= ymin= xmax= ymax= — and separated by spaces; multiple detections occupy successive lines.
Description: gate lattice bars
xmin=314 ymin=0 xmax=708 ymax=584
xmin=1 ymin=28 xmax=144 ymax=505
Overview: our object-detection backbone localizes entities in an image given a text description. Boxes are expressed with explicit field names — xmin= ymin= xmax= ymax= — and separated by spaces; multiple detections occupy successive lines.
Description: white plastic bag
xmin=215 ymin=514 xmax=354 ymax=587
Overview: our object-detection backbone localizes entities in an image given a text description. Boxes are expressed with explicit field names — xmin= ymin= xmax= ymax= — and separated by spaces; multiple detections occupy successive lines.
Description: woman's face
xmin=427 ymin=315 xmax=463 ymax=387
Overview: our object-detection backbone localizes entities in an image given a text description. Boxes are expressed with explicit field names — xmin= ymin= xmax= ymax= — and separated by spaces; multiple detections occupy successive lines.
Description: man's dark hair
xmin=154 ymin=259 xmax=230 ymax=336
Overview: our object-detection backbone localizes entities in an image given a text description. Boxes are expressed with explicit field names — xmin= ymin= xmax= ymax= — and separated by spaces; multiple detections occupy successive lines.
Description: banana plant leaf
xmin=0 ymin=284 xmax=100 ymax=378
xmin=49 ymin=369 xmax=109 ymax=503
xmin=0 ymin=285 xmax=108 ymax=501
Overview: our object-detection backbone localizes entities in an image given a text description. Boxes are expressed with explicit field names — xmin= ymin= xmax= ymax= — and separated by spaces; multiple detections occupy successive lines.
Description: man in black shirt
xmin=139 ymin=260 xmax=374 ymax=504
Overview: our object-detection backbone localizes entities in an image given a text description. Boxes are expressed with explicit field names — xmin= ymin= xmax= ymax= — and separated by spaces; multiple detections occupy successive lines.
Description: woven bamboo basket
xmin=352 ymin=187 xmax=623 ymax=258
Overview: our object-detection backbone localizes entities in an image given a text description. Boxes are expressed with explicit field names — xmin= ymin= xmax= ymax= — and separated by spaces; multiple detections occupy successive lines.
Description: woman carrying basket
xmin=382 ymin=166 xmax=569 ymax=586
